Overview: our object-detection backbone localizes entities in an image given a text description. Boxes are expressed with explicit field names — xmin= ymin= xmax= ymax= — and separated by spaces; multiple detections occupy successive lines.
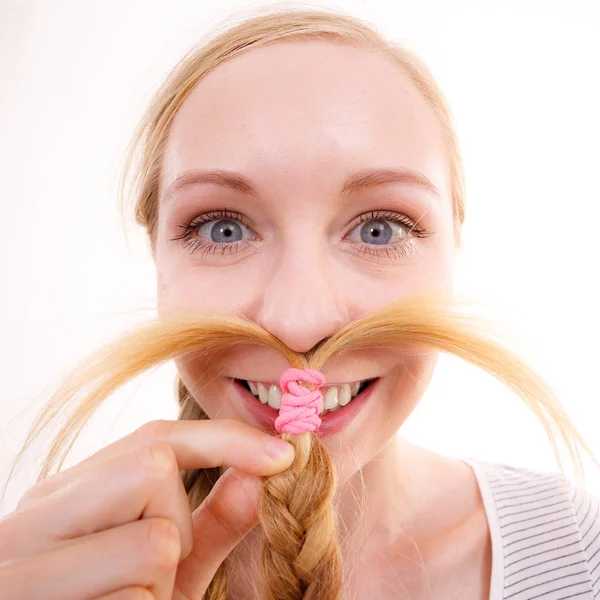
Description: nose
xmin=253 ymin=251 xmax=349 ymax=354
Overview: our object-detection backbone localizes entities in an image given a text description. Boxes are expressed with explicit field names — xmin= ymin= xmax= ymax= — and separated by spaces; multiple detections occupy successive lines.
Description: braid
xmin=16 ymin=293 xmax=596 ymax=598
xmin=176 ymin=377 xmax=343 ymax=599
xmin=176 ymin=376 xmax=228 ymax=600
xmin=259 ymin=432 xmax=343 ymax=600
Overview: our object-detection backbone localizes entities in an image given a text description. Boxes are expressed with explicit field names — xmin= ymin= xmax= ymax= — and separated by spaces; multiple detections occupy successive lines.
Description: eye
xmin=347 ymin=217 xmax=407 ymax=246
xmin=345 ymin=211 xmax=428 ymax=246
xmin=170 ymin=209 xmax=257 ymax=256
xmin=197 ymin=218 xmax=252 ymax=244
xmin=342 ymin=210 xmax=431 ymax=261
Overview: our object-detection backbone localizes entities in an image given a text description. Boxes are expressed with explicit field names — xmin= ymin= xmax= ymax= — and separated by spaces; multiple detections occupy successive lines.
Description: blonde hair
xmin=121 ymin=5 xmax=465 ymax=253
xmin=8 ymin=6 xmax=599 ymax=600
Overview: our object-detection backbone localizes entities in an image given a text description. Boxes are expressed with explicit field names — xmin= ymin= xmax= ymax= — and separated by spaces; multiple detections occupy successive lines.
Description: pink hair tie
xmin=274 ymin=368 xmax=327 ymax=434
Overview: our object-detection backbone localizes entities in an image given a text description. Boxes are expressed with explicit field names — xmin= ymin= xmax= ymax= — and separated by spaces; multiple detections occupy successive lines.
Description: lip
xmin=231 ymin=376 xmax=381 ymax=437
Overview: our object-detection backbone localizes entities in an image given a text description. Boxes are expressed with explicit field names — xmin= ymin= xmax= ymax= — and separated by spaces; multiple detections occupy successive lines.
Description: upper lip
xmin=233 ymin=375 xmax=380 ymax=386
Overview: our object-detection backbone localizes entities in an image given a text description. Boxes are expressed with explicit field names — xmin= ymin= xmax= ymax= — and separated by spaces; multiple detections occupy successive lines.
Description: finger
xmin=174 ymin=468 xmax=262 ymax=599
xmin=0 ymin=517 xmax=178 ymax=600
xmin=95 ymin=587 xmax=154 ymax=600
xmin=19 ymin=419 xmax=293 ymax=507
xmin=4 ymin=442 xmax=192 ymax=563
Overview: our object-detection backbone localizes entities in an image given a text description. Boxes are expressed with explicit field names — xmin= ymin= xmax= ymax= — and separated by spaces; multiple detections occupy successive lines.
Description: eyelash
xmin=346 ymin=210 xmax=431 ymax=261
xmin=171 ymin=209 xmax=254 ymax=257
xmin=170 ymin=208 xmax=432 ymax=260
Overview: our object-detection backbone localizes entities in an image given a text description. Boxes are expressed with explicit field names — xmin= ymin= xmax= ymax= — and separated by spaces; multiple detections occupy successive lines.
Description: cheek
xmin=403 ymin=231 xmax=456 ymax=295
xmin=375 ymin=351 xmax=438 ymax=437
xmin=174 ymin=355 xmax=236 ymax=419
xmin=348 ymin=243 xmax=455 ymax=317
xmin=156 ymin=261 xmax=254 ymax=314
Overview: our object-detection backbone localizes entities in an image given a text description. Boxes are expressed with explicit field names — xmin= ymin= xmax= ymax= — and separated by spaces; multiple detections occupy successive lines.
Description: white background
xmin=1 ymin=0 xmax=599 ymax=515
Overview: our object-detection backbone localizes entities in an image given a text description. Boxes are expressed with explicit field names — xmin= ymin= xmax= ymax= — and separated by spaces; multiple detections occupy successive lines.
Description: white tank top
xmin=462 ymin=458 xmax=600 ymax=600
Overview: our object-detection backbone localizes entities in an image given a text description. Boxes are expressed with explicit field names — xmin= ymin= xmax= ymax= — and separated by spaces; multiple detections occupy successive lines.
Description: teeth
xmin=324 ymin=386 xmax=339 ymax=410
xmin=267 ymin=384 xmax=282 ymax=409
xmin=257 ymin=382 xmax=269 ymax=404
xmin=243 ymin=378 xmax=371 ymax=412
xmin=339 ymin=383 xmax=352 ymax=406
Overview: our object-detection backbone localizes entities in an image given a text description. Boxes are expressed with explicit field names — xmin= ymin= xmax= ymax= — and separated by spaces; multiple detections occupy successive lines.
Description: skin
xmin=1 ymin=420 xmax=296 ymax=599
xmin=155 ymin=40 xmax=491 ymax=599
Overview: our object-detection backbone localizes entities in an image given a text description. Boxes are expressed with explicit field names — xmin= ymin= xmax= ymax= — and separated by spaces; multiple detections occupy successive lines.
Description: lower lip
xmin=231 ymin=377 xmax=381 ymax=437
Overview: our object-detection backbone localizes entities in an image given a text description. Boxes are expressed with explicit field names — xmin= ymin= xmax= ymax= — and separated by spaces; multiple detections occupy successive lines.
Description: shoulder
xmin=469 ymin=459 xmax=600 ymax=599
xmin=569 ymin=479 xmax=600 ymax=597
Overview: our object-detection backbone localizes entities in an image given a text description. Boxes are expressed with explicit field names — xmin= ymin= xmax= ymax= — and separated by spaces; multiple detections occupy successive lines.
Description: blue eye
xmin=359 ymin=219 xmax=395 ymax=245
xmin=199 ymin=219 xmax=247 ymax=243
xmin=171 ymin=209 xmax=256 ymax=256
xmin=342 ymin=210 xmax=432 ymax=261
xmin=171 ymin=208 xmax=431 ymax=260
xmin=347 ymin=217 xmax=408 ymax=246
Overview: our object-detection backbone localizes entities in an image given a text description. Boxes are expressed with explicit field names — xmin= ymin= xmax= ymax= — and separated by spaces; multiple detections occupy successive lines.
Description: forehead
xmin=161 ymin=40 xmax=450 ymax=200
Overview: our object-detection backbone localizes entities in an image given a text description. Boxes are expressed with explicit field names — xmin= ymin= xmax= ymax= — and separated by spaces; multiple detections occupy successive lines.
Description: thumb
xmin=173 ymin=468 xmax=262 ymax=598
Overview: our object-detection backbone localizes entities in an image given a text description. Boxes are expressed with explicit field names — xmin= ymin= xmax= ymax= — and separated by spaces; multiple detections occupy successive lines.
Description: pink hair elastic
xmin=274 ymin=368 xmax=327 ymax=434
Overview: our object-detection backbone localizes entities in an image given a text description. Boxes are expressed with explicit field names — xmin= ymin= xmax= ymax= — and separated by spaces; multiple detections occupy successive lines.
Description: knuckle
xmin=203 ymin=482 xmax=247 ymax=536
xmin=221 ymin=418 xmax=243 ymax=431
xmin=15 ymin=489 xmax=36 ymax=511
xmin=121 ymin=586 xmax=155 ymax=600
xmin=142 ymin=518 xmax=180 ymax=571
xmin=135 ymin=420 xmax=175 ymax=444
xmin=219 ymin=418 xmax=247 ymax=438
xmin=15 ymin=479 xmax=52 ymax=510
xmin=132 ymin=588 xmax=154 ymax=600
xmin=136 ymin=442 xmax=177 ymax=479
xmin=0 ymin=514 xmax=20 ymax=560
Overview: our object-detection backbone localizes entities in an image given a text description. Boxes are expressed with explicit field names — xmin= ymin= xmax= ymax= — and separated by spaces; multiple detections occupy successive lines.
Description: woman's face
xmin=155 ymin=40 xmax=456 ymax=477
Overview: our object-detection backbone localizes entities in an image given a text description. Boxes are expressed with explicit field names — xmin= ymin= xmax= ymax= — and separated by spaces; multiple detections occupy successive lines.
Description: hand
xmin=0 ymin=419 xmax=295 ymax=599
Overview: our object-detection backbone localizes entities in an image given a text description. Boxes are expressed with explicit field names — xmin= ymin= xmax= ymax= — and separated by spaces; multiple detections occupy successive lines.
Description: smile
xmin=236 ymin=378 xmax=377 ymax=414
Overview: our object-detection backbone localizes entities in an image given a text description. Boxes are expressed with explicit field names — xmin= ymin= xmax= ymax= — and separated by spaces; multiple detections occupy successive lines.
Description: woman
xmin=2 ymin=7 xmax=599 ymax=600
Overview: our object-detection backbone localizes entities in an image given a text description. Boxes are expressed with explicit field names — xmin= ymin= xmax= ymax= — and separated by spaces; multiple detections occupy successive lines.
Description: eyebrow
xmin=162 ymin=166 xmax=440 ymax=203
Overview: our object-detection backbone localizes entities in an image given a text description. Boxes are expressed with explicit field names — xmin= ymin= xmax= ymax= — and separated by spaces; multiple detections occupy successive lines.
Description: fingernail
xmin=264 ymin=436 xmax=294 ymax=460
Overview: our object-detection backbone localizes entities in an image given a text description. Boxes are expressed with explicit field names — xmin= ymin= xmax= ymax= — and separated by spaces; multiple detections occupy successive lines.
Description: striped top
xmin=462 ymin=458 xmax=600 ymax=600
